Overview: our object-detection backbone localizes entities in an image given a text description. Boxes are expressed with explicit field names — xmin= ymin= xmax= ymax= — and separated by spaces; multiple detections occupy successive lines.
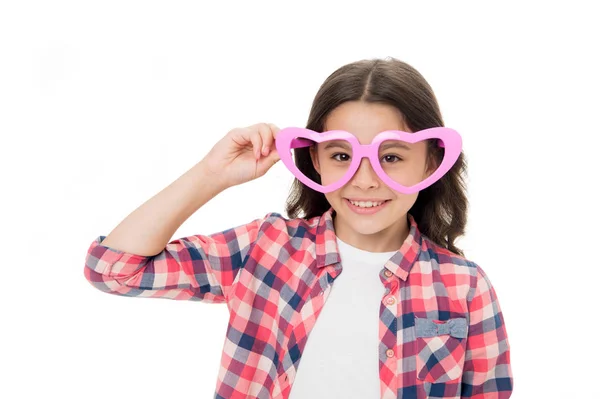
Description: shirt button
xmin=386 ymin=349 xmax=395 ymax=357
xmin=384 ymin=270 xmax=393 ymax=278
xmin=385 ymin=296 xmax=395 ymax=305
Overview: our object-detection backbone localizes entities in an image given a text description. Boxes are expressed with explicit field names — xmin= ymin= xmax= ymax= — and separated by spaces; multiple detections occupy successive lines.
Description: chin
xmin=350 ymin=223 xmax=389 ymax=236
xmin=338 ymin=200 xmax=392 ymax=225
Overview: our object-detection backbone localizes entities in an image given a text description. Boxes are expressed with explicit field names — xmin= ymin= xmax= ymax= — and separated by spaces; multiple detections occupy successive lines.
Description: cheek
xmin=319 ymin=158 xmax=349 ymax=183
xmin=403 ymin=161 xmax=433 ymax=183
xmin=379 ymin=163 xmax=424 ymax=186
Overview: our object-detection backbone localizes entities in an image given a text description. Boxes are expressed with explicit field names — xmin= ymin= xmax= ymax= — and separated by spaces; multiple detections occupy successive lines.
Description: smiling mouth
xmin=345 ymin=198 xmax=391 ymax=205
xmin=344 ymin=198 xmax=391 ymax=210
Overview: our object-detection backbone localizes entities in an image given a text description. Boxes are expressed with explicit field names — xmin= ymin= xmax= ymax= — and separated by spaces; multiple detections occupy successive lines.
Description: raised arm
xmin=84 ymin=214 xmax=266 ymax=303
xmin=83 ymin=123 xmax=281 ymax=302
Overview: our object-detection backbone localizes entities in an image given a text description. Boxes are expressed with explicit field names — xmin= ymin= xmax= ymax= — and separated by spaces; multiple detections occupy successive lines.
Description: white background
xmin=1 ymin=1 xmax=598 ymax=398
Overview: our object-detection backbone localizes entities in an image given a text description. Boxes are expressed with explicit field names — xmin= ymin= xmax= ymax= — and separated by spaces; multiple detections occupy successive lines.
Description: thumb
xmin=257 ymin=148 xmax=281 ymax=173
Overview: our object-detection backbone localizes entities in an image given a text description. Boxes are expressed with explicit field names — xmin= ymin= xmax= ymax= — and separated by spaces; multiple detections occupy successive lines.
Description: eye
xmin=331 ymin=153 xmax=351 ymax=162
xmin=382 ymin=155 xmax=403 ymax=163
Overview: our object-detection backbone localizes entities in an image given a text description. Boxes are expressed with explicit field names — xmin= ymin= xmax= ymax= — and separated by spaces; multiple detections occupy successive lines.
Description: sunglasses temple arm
xmin=289 ymin=138 xmax=314 ymax=149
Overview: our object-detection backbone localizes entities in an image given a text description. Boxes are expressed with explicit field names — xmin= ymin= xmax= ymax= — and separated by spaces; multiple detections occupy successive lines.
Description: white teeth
xmin=349 ymin=200 xmax=387 ymax=208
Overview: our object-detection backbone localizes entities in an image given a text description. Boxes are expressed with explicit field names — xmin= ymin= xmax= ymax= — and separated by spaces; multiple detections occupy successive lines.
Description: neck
xmin=333 ymin=213 xmax=409 ymax=253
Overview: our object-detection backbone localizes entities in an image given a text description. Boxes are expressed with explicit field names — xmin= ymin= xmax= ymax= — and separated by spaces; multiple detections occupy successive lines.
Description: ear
xmin=424 ymin=152 xmax=438 ymax=179
xmin=309 ymin=145 xmax=321 ymax=175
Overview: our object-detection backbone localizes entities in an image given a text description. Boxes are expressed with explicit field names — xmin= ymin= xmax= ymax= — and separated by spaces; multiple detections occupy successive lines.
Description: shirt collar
xmin=315 ymin=206 xmax=423 ymax=281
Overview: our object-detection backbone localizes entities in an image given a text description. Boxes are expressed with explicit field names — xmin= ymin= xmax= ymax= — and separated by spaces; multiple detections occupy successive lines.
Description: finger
xmin=257 ymin=145 xmax=281 ymax=173
xmin=263 ymin=123 xmax=280 ymax=156
xmin=249 ymin=128 xmax=263 ymax=160
xmin=268 ymin=144 xmax=280 ymax=164
xmin=267 ymin=123 xmax=280 ymax=138
xmin=257 ymin=123 xmax=273 ymax=157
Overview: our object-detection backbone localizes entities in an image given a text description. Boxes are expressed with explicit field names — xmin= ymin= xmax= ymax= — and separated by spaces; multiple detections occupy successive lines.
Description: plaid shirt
xmin=84 ymin=206 xmax=513 ymax=398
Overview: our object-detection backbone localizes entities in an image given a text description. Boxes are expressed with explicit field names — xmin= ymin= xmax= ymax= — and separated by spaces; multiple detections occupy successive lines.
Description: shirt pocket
xmin=415 ymin=316 xmax=468 ymax=383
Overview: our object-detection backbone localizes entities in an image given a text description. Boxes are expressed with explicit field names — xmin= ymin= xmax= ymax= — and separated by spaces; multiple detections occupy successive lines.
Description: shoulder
xmin=258 ymin=211 xmax=321 ymax=231
xmin=421 ymin=236 xmax=491 ymax=289
xmin=418 ymin=234 xmax=498 ymax=300
xmin=252 ymin=211 xmax=321 ymax=241
xmin=419 ymin=234 xmax=477 ymax=270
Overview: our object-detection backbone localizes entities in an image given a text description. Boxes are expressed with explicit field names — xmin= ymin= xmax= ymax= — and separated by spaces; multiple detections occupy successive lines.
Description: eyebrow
xmin=379 ymin=141 xmax=411 ymax=151
xmin=322 ymin=141 xmax=411 ymax=151
xmin=323 ymin=141 xmax=352 ymax=150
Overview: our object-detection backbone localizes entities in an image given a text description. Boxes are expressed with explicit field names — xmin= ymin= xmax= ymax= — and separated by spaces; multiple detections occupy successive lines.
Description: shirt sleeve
xmin=461 ymin=264 xmax=514 ymax=398
xmin=83 ymin=213 xmax=272 ymax=303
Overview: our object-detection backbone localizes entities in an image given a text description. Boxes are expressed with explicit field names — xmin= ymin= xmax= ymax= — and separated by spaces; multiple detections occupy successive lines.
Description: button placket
xmin=382 ymin=269 xmax=399 ymax=308
xmin=382 ymin=268 xmax=398 ymax=361
xmin=379 ymin=267 xmax=400 ymax=395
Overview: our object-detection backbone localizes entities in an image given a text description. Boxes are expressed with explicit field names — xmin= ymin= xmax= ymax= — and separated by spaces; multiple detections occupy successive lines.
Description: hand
xmin=202 ymin=123 xmax=282 ymax=188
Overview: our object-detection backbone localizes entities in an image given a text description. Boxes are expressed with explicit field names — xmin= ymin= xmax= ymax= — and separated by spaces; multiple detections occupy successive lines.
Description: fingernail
xmin=262 ymin=146 xmax=269 ymax=155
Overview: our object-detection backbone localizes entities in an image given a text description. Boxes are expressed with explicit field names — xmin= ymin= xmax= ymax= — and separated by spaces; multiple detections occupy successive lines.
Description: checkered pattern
xmin=416 ymin=333 xmax=466 ymax=382
xmin=84 ymin=206 xmax=513 ymax=398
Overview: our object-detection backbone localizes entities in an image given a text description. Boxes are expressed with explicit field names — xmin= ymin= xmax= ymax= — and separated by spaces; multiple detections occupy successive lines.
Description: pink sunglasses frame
xmin=275 ymin=126 xmax=462 ymax=194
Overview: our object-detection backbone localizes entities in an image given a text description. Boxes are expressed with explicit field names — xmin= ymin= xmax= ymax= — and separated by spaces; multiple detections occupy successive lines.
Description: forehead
xmin=324 ymin=101 xmax=409 ymax=144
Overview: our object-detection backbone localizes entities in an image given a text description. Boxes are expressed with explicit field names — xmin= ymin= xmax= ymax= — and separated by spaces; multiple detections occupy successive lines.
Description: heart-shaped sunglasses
xmin=275 ymin=127 xmax=462 ymax=194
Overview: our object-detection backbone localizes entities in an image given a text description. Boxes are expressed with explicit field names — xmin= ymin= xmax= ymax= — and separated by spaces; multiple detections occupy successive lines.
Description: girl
xmin=84 ymin=57 xmax=513 ymax=399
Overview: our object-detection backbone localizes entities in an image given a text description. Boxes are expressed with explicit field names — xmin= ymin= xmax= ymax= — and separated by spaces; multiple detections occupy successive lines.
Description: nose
xmin=350 ymin=158 xmax=380 ymax=189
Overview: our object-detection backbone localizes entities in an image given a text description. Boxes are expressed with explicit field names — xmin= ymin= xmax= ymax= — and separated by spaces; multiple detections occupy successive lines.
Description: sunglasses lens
xmin=285 ymin=136 xmax=443 ymax=191
xmin=292 ymin=137 xmax=354 ymax=187
xmin=379 ymin=139 xmax=442 ymax=188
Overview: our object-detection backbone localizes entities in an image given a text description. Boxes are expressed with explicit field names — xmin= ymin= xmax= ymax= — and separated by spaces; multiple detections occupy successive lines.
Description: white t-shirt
xmin=288 ymin=236 xmax=397 ymax=399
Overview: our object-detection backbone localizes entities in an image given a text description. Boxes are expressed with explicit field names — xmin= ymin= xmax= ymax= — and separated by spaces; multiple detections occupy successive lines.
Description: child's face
xmin=309 ymin=101 xmax=435 ymax=251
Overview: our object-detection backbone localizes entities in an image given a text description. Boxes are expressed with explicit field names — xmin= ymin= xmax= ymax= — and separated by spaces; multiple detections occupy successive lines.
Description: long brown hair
xmin=284 ymin=57 xmax=469 ymax=256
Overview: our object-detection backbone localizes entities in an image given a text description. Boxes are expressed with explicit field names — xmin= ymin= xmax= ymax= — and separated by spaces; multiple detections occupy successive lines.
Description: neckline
xmin=335 ymin=236 xmax=398 ymax=256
